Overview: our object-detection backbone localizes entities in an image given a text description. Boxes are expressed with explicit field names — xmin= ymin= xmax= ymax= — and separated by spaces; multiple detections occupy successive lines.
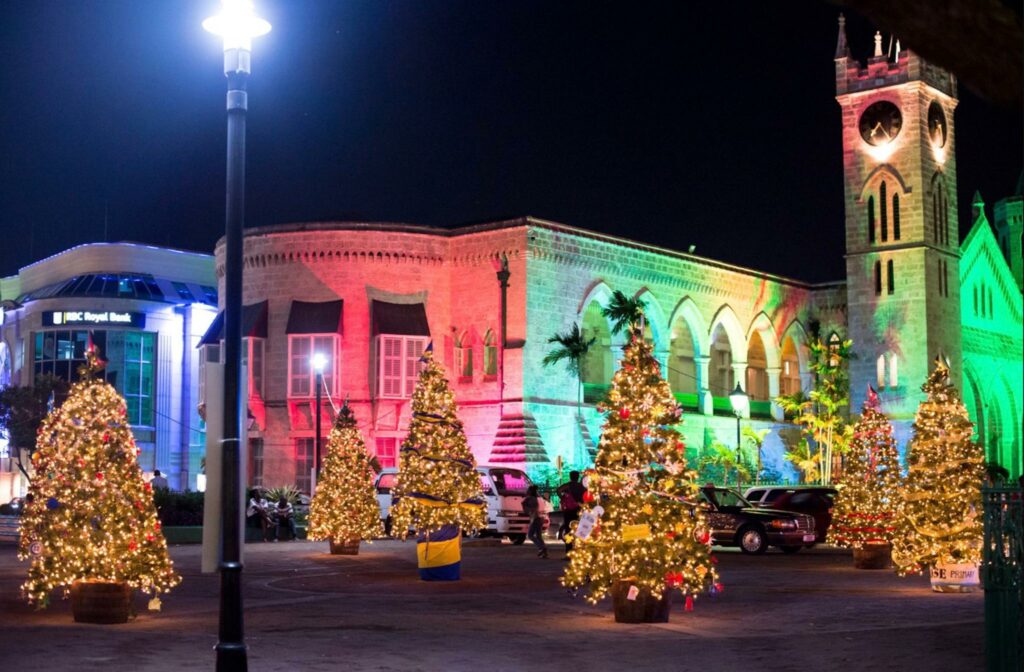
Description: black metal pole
xmin=496 ymin=255 xmax=509 ymax=417
xmin=735 ymin=414 xmax=741 ymax=489
xmin=315 ymin=371 xmax=323 ymax=478
xmin=216 ymin=49 xmax=249 ymax=672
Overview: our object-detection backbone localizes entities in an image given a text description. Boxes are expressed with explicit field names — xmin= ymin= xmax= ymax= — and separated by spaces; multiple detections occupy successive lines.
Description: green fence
xmin=981 ymin=484 xmax=1023 ymax=672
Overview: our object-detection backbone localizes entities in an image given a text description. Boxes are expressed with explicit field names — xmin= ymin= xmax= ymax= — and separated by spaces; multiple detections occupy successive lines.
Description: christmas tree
xmin=18 ymin=351 xmax=180 ymax=607
xmin=830 ymin=386 xmax=901 ymax=549
xmin=307 ymin=403 xmax=384 ymax=546
xmin=390 ymin=347 xmax=486 ymax=538
xmin=892 ymin=360 xmax=985 ymax=575
xmin=561 ymin=313 xmax=716 ymax=611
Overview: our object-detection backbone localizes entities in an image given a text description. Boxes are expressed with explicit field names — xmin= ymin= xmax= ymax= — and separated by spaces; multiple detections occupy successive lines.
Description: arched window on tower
xmin=933 ymin=191 xmax=939 ymax=243
xmin=868 ymin=196 xmax=876 ymax=244
xmin=974 ymin=285 xmax=979 ymax=315
xmin=888 ymin=354 xmax=899 ymax=387
xmin=880 ymin=181 xmax=888 ymax=242
xmin=482 ymin=330 xmax=498 ymax=377
xmin=874 ymin=260 xmax=882 ymax=295
xmin=887 ymin=259 xmax=895 ymax=294
xmin=941 ymin=192 xmax=949 ymax=245
xmin=892 ymin=193 xmax=900 ymax=240
xmin=876 ymin=355 xmax=886 ymax=389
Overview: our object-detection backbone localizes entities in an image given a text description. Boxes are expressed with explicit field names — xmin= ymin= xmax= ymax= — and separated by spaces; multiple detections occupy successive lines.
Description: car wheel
xmin=509 ymin=534 xmax=526 ymax=545
xmin=780 ymin=545 xmax=801 ymax=554
xmin=738 ymin=525 xmax=768 ymax=555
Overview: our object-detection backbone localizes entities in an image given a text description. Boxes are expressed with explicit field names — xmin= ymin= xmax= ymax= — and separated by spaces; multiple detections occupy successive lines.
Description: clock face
xmin=859 ymin=101 xmax=902 ymax=146
xmin=928 ymin=101 xmax=947 ymax=148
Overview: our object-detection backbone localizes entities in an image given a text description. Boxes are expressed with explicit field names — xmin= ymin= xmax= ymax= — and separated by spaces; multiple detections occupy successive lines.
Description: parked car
xmin=743 ymin=486 xmax=837 ymax=544
xmin=374 ymin=466 xmax=549 ymax=543
xmin=699 ymin=486 xmax=816 ymax=554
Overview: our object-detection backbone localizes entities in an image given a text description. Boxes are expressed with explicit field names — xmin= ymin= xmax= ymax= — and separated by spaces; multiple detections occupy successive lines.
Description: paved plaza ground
xmin=0 ymin=539 xmax=984 ymax=671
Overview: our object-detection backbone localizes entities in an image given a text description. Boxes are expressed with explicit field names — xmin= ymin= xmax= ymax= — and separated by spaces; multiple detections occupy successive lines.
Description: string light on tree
xmin=18 ymin=350 xmax=180 ymax=608
xmin=307 ymin=403 xmax=384 ymax=551
xmin=391 ymin=346 xmax=485 ymax=580
xmin=892 ymin=359 xmax=985 ymax=577
xmin=830 ymin=386 xmax=901 ymax=555
xmin=561 ymin=292 xmax=716 ymax=617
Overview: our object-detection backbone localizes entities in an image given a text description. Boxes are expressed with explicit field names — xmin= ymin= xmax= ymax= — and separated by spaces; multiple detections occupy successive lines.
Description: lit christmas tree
xmin=892 ymin=360 xmax=985 ymax=576
xmin=307 ymin=403 xmax=384 ymax=551
xmin=830 ymin=386 xmax=901 ymax=553
xmin=18 ymin=351 xmax=180 ymax=608
xmin=390 ymin=347 xmax=485 ymax=580
xmin=561 ymin=303 xmax=716 ymax=618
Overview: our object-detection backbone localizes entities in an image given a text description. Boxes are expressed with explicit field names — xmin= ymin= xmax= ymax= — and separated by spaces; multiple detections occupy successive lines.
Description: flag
xmin=865 ymin=384 xmax=879 ymax=408
xmin=46 ymin=391 xmax=55 ymax=414
xmin=419 ymin=341 xmax=434 ymax=362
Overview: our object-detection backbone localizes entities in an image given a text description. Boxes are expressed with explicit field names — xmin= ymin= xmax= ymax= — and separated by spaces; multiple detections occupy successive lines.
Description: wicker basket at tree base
xmin=329 ymin=539 xmax=360 ymax=555
xmin=853 ymin=543 xmax=893 ymax=570
xmin=611 ymin=580 xmax=673 ymax=623
xmin=70 ymin=581 xmax=133 ymax=624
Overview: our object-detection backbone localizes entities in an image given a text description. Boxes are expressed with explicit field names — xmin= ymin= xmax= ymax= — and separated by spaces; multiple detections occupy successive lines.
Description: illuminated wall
xmin=959 ymin=199 xmax=1023 ymax=478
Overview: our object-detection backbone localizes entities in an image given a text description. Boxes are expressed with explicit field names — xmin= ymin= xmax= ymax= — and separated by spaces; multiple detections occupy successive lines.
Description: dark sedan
xmin=744 ymin=486 xmax=837 ymax=544
xmin=699 ymin=487 xmax=816 ymax=555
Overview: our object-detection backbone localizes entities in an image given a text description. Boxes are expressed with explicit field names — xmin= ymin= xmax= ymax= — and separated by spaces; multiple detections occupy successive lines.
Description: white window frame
xmin=376 ymin=335 xmax=428 ymax=399
xmin=374 ymin=435 xmax=400 ymax=469
xmin=483 ymin=330 xmax=498 ymax=377
xmin=198 ymin=343 xmax=221 ymax=406
xmin=288 ymin=334 xmax=340 ymax=399
xmin=876 ymin=355 xmax=886 ymax=390
xmin=243 ymin=337 xmax=265 ymax=399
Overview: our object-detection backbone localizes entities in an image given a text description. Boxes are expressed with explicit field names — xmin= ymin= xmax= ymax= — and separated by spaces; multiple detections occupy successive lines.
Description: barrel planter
xmin=329 ymin=539 xmax=360 ymax=555
xmin=853 ymin=543 xmax=892 ymax=570
xmin=70 ymin=581 xmax=133 ymax=624
xmin=611 ymin=580 xmax=673 ymax=623
xmin=929 ymin=562 xmax=980 ymax=593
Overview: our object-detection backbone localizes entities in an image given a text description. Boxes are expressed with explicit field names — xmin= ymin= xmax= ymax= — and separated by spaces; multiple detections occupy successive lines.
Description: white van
xmin=374 ymin=466 xmax=549 ymax=543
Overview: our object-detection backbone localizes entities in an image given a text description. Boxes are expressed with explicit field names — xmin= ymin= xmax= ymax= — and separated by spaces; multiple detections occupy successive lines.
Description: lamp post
xmin=729 ymin=383 xmax=749 ymax=488
xmin=311 ymin=352 xmax=328 ymax=488
xmin=203 ymin=1 xmax=270 ymax=670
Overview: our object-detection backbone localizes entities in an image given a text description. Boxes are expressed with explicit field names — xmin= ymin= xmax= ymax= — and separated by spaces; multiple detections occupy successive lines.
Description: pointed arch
xmin=634 ymin=288 xmax=667 ymax=352
xmin=708 ymin=304 xmax=746 ymax=363
xmin=577 ymin=279 xmax=614 ymax=316
xmin=746 ymin=312 xmax=781 ymax=369
xmin=780 ymin=319 xmax=810 ymax=375
xmin=668 ymin=296 xmax=710 ymax=357
xmin=858 ymin=164 xmax=912 ymax=199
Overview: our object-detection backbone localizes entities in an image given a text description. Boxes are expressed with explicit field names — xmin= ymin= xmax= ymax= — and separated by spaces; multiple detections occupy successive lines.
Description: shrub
xmin=154 ymin=490 xmax=205 ymax=527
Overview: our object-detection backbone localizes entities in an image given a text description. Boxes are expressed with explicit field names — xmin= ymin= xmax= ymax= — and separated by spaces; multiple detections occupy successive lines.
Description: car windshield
xmin=709 ymin=489 xmax=750 ymax=508
xmin=479 ymin=475 xmax=495 ymax=495
xmin=489 ymin=469 xmax=531 ymax=496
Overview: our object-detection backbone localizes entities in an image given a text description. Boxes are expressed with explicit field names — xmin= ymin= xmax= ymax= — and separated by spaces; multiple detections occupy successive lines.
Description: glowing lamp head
xmin=311 ymin=352 xmax=329 ymax=374
xmin=728 ymin=383 xmax=749 ymax=418
xmin=203 ymin=0 xmax=271 ymax=52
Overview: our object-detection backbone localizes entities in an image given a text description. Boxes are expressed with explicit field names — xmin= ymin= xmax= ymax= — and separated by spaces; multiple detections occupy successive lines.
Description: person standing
xmin=522 ymin=485 xmax=548 ymax=558
xmin=150 ymin=470 xmax=169 ymax=491
xmin=557 ymin=471 xmax=587 ymax=554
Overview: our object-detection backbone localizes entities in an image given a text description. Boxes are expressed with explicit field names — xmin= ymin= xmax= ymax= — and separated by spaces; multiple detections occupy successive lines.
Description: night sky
xmin=0 ymin=1 xmax=1020 ymax=283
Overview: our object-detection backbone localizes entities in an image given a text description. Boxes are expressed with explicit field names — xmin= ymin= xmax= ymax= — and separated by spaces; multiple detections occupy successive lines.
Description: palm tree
xmin=700 ymin=442 xmax=751 ymax=488
xmin=600 ymin=290 xmax=647 ymax=336
xmin=784 ymin=439 xmax=821 ymax=484
xmin=542 ymin=323 xmax=596 ymax=419
xmin=741 ymin=426 xmax=771 ymax=482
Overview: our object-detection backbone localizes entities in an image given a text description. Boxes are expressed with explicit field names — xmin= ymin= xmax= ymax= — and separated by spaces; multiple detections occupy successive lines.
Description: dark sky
xmin=0 ymin=1 xmax=1020 ymax=283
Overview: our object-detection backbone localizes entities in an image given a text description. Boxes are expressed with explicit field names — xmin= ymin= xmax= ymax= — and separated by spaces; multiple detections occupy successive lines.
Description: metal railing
xmin=981 ymin=484 xmax=1023 ymax=672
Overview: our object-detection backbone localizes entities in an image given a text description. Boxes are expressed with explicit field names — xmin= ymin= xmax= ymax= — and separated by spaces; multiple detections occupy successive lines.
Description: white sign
xmin=930 ymin=562 xmax=979 ymax=592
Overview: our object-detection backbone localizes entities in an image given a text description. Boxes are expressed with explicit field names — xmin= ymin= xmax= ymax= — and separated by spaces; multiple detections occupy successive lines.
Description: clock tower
xmin=834 ymin=16 xmax=962 ymax=422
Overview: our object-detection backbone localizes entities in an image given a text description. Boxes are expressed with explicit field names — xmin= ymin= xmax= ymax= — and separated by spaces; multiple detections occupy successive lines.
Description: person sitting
xmin=275 ymin=496 xmax=297 ymax=541
xmin=246 ymin=489 xmax=275 ymax=542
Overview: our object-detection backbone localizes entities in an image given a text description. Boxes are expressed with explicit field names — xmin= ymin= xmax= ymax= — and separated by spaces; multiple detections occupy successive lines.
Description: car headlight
xmin=769 ymin=519 xmax=796 ymax=530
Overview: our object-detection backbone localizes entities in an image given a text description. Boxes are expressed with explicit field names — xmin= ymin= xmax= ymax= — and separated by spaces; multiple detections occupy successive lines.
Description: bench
xmin=0 ymin=515 xmax=20 ymax=543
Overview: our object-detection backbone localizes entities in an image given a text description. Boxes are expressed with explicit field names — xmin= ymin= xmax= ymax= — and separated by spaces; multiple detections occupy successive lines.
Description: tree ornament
xmin=45 ymin=498 xmax=59 ymax=510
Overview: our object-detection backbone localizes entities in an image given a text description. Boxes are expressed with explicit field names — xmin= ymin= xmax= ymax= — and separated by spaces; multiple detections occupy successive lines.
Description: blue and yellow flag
xmin=416 ymin=524 xmax=461 ymax=581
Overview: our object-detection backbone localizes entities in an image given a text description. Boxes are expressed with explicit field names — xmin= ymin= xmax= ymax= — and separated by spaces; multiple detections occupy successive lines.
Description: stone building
xmin=196 ymin=21 xmax=1019 ymax=490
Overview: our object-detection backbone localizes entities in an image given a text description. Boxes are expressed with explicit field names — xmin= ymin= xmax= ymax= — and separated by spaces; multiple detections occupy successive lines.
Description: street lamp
xmin=203 ymin=1 xmax=270 ymax=670
xmin=729 ymin=382 xmax=749 ymax=487
xmin=311 ymin=352 xmax=328 ymax=486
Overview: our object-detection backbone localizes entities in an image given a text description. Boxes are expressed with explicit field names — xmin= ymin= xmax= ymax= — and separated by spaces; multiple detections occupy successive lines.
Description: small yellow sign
xmin=621 ymin=523 xmax=652 ymax=542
